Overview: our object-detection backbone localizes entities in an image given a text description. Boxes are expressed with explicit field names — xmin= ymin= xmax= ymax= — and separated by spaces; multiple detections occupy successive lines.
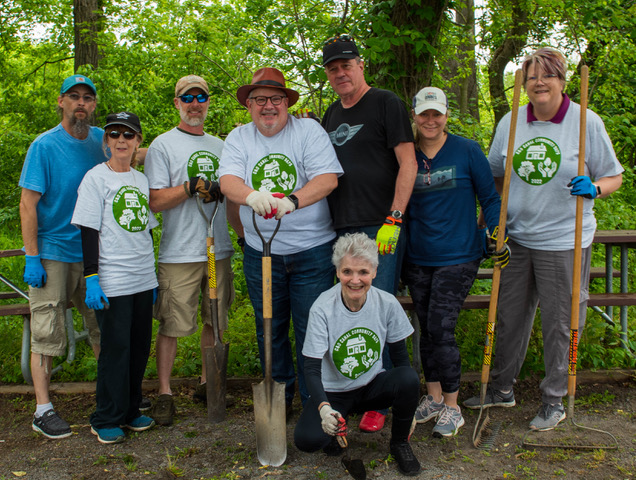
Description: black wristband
xmin=288 ymin=194 xmax=299 ymax=210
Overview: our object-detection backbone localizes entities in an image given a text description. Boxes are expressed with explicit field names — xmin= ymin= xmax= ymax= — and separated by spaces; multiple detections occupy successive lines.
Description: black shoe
xmin=323 ymin=436 xmax=344 ymax=457
xmin=140 ymin=396 xmax=152 ymax=412
xmin=464 ymin=386 xmax=515 ymax=410
xmin=32 ymin=410 xmax=72 ymax=439
xmin=390 ymin=441 xmax=421 ymax=476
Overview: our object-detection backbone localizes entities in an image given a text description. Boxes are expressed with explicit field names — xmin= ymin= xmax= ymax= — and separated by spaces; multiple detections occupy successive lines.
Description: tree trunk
xmin=73 ymin=0 xmax=103 ymax=71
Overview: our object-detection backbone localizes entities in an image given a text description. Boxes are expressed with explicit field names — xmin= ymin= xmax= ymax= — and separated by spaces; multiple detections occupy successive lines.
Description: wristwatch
xmin=596 ymin=185 xmax=602 ymax=197
xmin=391 ymin=210 xmax=403 ymax=220
xmin=288 ymin=194 xmax=300 ymax=210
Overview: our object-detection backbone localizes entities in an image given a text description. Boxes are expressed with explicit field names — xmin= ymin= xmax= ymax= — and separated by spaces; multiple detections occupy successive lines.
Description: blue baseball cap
xmin=60 ymin=75 xmax=97 ymax=95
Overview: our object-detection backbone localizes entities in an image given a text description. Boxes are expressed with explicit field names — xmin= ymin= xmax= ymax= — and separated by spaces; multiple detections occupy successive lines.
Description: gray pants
xmin=491 ymin=240 xmax=591 ymax=404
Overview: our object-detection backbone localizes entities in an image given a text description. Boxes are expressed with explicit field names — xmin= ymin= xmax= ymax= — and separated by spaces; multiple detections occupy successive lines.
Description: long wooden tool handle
xmin=480 ymin=69 xmax=524 ymax=385
xmin=568 ymin=65 xmax=589 ymax=405
xmin=262 ymin=255 xmax=273 ymax=380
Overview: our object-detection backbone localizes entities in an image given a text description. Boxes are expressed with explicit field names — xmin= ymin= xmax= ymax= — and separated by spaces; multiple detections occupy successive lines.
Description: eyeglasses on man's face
xmin=179 ymin=93 xmax=209 ymax=103
xmin=107 ymin=130 xmax=136 ymax=140
xmin=324 ymin=34 xmax=352 ymax=46
xmin=64 ymin=93 xmax=96 ymax=103
xmin=248 ymin=95 xmax=286 ymax=106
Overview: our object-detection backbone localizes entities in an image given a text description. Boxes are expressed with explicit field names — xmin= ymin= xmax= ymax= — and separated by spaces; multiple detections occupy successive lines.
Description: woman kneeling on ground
xmin=72 ymin=112 xmax=158 ymax=444
xmin=294 ymin=232 xmax=421 ymax=477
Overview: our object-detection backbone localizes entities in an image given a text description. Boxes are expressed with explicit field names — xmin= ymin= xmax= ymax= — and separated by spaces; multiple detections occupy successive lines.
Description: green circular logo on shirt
xmin=250 ymin=153 xmax=297 ymax=195
xmin=332 ymin=327 xmax=381 ymax=379
xmin=112 ymin=186 xmax=151 ymax=233
xmin=512 ymin=137 xmax=561 ymax=186
xmin=187 ymin=150 xmax=220 ymax=181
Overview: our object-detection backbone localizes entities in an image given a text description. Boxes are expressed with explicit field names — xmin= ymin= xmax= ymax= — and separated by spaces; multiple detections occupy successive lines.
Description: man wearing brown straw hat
xmin=219 ymin=67 xmax=343 ymax=414
xmin=145 ymin=74 xmax=234 ymax=425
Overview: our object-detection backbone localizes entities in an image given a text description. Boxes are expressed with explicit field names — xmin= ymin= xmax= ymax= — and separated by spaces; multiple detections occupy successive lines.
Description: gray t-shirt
xmin=72 ymin=163 xmax=159 ymax=297
xmin=303 ymin=283 xmax=414 ymax=392
xmin=145 ymin=128 xmax=233 ymax=263
xmin=489 ymin=102 xmax=623 ymax=250
xmin=219 ymin=115 xmax=343 ymax=255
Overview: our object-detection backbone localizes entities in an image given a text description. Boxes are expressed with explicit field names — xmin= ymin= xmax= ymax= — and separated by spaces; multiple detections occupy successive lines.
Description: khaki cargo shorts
xmin=155 ymin=257 xmax=234 ymax=338
xmin=29 ymin=259 xmax=100 ymax=357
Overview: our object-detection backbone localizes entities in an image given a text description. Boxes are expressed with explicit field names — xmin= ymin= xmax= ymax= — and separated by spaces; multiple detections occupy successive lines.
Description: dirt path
xmin=0 ymin=374 xmax=634 ymax=480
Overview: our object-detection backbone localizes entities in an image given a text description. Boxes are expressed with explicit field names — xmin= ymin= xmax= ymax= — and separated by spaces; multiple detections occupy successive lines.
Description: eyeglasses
xmin=248 ymin=95 xmax=286 ymax=106
xmin=526 ymin=73 xmax=559 ymax=83
xmin=324 ymin=34 xmax=352 ymax=46
xmin=108 ymin=130 xmax=136 ymax=140
xmin=179 ymin=93 xmax=209 ymax=103
xmin=64 ymin=93 xmax=96 ymax=103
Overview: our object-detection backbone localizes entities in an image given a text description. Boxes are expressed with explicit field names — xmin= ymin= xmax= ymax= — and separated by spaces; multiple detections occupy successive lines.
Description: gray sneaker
xmin=415 ymin=395 xmax=445 ymax=423
xmin=153 ymin=394 xmax=176 ymax=426
xmin=32 ymin=410 xmax=72 ymax=439
xmin=529 ymin=403 xmax=565 ymax=431
xmin=463 ymin=386 xmax=515 ymax=409
xmin=432 ymin=405 xmax=465 ymax=438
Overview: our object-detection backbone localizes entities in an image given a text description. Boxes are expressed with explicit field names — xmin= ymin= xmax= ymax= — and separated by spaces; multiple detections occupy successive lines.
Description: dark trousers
xmin=294 ymin=366 xmax=420 ymax=452
xmin=90 ymin=290 xmax=153 ymax=429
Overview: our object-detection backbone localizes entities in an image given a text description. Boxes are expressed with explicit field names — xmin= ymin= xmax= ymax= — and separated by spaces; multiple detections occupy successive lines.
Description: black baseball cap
xmin=104 ymin=112 xmax=142 ymax=133
xmin=322 ymin=35 xmax=360 ymax=66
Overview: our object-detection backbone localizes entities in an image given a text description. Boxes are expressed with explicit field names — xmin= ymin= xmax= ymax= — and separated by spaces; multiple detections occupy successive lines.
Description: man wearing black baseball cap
xmin=320 ymin=35 xmax=419 ymax=475
xmin=19 ymin=74 xmax=104 ymax=439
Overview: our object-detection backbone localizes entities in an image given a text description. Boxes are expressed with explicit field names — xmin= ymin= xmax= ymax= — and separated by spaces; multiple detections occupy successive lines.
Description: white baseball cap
xmin=412 ymin=87 xmax=448 ymax=115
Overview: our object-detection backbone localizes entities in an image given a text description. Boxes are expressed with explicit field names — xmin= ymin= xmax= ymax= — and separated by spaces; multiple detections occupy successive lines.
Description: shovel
xmin=336 ymin=415 xmax=366 ymax=480
xmin=473 ymin=69 xmax=523 ymax=449
xmin=521 ymin=65 xmax=617 ymax=450
xmin=252 ymin=211 xmax=287 ymax=467
xmin=196 ymin=196 xmax=229 ymax=424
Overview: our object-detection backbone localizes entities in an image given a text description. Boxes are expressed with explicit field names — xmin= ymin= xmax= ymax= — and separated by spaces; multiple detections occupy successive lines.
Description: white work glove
xmin=274 ymin=195 xmax=296 ymax=220
xmin=246 ymin=191 xmax=277 ymax=218
xmin=319 ymin=404 xmax=346 ymax=436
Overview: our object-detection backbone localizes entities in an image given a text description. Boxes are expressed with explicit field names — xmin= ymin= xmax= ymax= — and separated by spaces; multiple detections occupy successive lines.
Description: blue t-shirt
xmin=19 ymin=124 xmax=105 ymax=262
xmin=406 ymin=133 xmax=501 ymax=266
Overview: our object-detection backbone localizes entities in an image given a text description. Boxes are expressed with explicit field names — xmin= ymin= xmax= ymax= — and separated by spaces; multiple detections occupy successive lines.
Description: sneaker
xmin=139 ymin=396 xmax=152 ymax=412
xmin=463 ymin=386 xmax=515 ymax=409
xmin=390 ymin=441 xmax=421 ymax=476
xmin=193 ymin=382 xmax=206 ymax=403
xmin=91 ymin=426 xmax=125 ymax=444
xmin=359 ymin=410 xmax=386 ymax=432
xmin=529 ymin=403 xmax=566 ymax=431
xmin=125 ymin=415 xmax=155 ymax=432
xmin=322 ymin=436 xmax=344 ymax=457
xmin=432 ymin=405 xmax=465 ymax=438
xmin=32 ymin=410 xmax=72 ymax=439
xmin=415 ymin=394 xmax=445 ymax=423
xmin=153 ymin=394 xmax=176 ymax=426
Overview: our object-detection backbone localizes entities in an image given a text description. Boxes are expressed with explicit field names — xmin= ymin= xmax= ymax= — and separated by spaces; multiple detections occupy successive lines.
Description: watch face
xmin=391 ymin=210 xmax=403 ymax=219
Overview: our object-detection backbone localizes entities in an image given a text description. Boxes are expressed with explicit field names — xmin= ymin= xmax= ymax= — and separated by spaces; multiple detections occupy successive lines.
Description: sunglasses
xmin=324 ymin=34 xmax=352 ymax=46
xmin=179 ymin=93 xmax=209 ymax=103
xmin=108 ymin=130 xmax=136 ymax=140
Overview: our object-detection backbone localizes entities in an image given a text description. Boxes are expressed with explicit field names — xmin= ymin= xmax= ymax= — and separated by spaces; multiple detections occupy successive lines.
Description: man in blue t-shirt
xmin=19 ymin=74 xmax=104 ymax=440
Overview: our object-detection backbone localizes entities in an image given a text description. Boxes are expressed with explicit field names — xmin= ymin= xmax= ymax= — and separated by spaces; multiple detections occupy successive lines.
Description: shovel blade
xmin=253 ymin=378 xmax=287 ymax=466
xmin=205 ymin=344 xmax=229 ymax=423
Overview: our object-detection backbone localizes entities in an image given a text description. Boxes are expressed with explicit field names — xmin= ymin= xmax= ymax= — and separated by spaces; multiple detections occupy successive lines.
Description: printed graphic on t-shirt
xmin=328 ymin=123 xmax=363 ymax=147
xmin=412 ymin=165 xmax=456 ymax=194
xmin=251 ymin=153 xmax=297 ymax=195
xmin=513 ymin=137 xmax=561 ymax=185
xmin=332 ymin=327 xmax=381 ymax=379
xmin=187 ymin=151 xmax=220 ymax=181
xmin=112 ymin=186 xmax=151 ymax=232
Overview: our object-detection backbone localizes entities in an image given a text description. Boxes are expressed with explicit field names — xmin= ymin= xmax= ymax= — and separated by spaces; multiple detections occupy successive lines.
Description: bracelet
xmin=184 ymin=181 xmax=192 ymax=198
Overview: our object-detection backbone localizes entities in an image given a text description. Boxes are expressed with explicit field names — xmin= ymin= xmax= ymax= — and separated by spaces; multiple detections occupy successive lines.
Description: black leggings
xmin=294 ymin=366 xmax=419 ymax=452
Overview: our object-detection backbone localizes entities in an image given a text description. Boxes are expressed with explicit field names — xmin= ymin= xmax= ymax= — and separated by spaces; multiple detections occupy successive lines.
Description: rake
xmin=521 ymin=65 xmax=617 ymax=451
xmin=473 ymin=69 xmax=523 ymax=449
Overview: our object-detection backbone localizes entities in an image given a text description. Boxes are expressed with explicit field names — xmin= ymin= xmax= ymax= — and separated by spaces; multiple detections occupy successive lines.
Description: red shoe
xmin=359 ymin=410 xmax=386 ymax=432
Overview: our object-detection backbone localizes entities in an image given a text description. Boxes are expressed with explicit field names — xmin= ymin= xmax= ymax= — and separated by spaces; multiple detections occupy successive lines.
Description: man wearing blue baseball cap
xmin=18 ymin=74 xmax=104 ymax=439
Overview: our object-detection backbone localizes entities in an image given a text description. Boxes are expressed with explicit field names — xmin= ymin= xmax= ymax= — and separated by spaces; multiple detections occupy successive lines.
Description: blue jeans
xmin=244 ymin=240 xmax=335 ymax=406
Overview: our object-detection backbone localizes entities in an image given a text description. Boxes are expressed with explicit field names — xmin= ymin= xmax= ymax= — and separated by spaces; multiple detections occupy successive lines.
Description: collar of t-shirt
xmin=176 ymin=127 xmax=204 ymax=136
xmin=527 ymin=93 xmax=570 ymax=124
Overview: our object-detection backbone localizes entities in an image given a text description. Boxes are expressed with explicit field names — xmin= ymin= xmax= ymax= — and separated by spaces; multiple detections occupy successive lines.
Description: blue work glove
xmin=376 ymin=216 xmax=402 ymax=255
xmin=567 ymin=176 xmax=597 ymax=199
xmin=24 ymin=254 xmax=47 ymax=288
xmin=85 ymin=275 xmax=109 ymax=310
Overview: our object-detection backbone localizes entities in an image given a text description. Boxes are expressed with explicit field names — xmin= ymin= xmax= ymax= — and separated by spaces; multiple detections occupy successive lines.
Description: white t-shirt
xmin=72 ymin=163 xmax=159 ymax=297
xmin=303 ymin=283 xmax=414 ymax=392
xmin=489 ymin=102 xmax=623 ymax=250
xmin=144 ymin=128 xmax=233 ymax=263
xmin=219 ymin=115 xmax=343 ymax=255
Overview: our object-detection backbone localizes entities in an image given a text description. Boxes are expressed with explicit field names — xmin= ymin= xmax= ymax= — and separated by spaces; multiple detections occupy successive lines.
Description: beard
xmin=71 ymin=115 xmax=91 ymax=137
xmin=179 ymin=107 xmax=206 ymax=127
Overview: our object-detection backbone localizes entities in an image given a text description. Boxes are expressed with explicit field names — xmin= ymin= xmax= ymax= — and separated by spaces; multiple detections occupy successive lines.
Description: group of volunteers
xmin=18 ymin=32 xmax=622 ymax=477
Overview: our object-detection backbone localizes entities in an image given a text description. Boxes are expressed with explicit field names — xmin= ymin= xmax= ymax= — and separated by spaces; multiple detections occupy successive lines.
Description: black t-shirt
xmin=322 ymin=88 xmax=414 ymax=229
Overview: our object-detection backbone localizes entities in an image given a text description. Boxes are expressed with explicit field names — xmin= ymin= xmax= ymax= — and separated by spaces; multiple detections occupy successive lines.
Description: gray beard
xmin=71 ymin=117 xmax=91 ymax=138
xmin=180 ymin=110 xmax=205 ymax=127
